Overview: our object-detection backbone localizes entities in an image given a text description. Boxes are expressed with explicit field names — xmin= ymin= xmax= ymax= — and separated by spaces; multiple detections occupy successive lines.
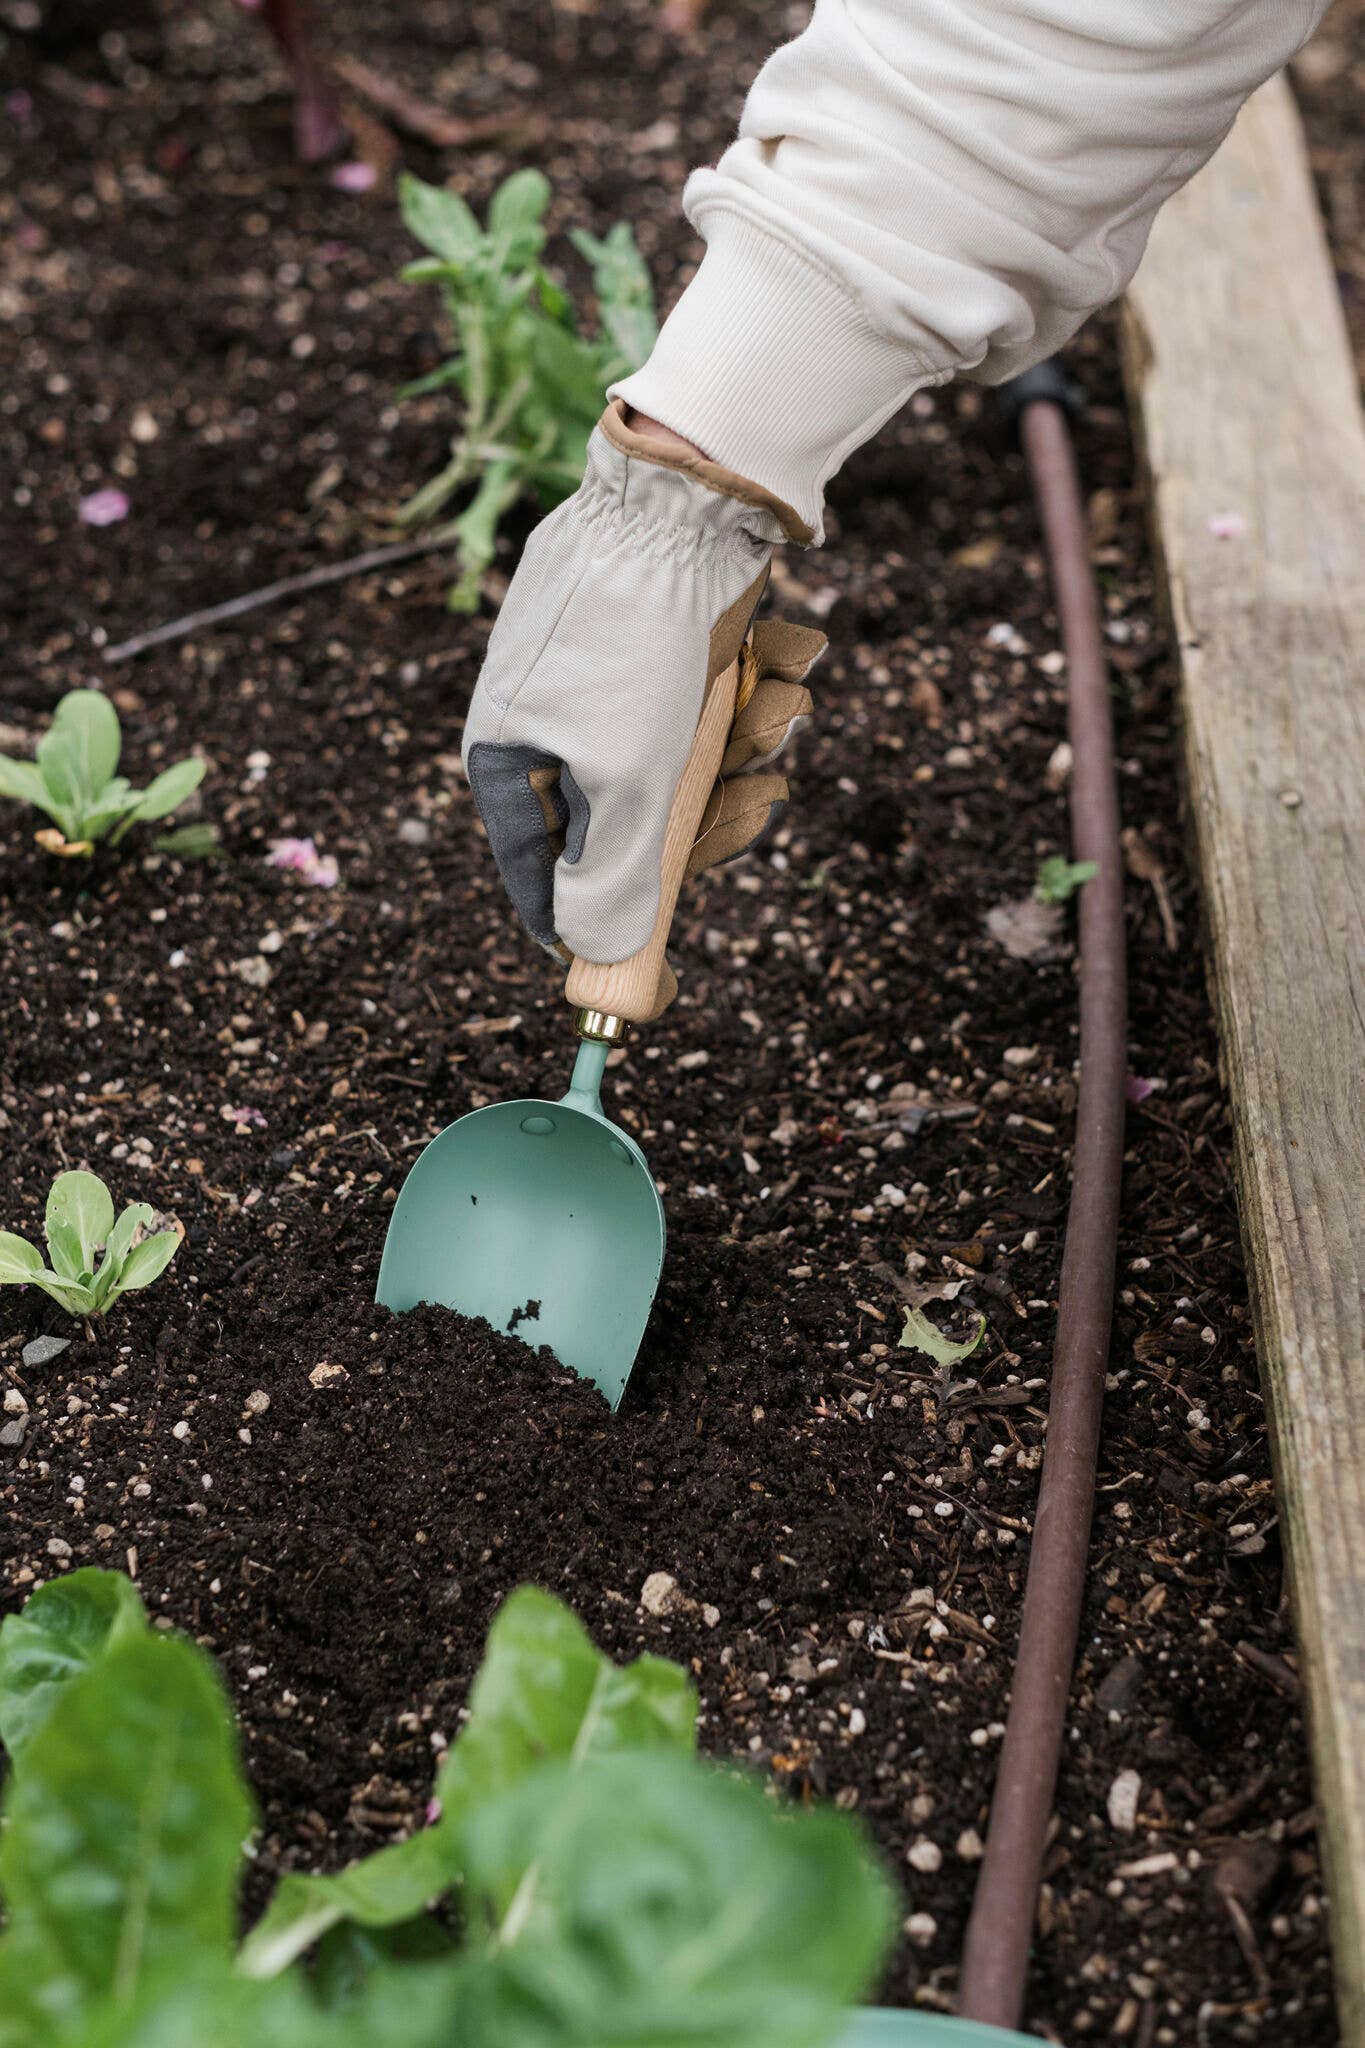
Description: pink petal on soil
xmin=1125 ymin=1075 xmax=1158 ymax=1104
xmin=1207 ymin=511 xmax=1246 ymax=540
xmin=78 ymin=488 xmax=130 ymax=528
xmin=269 ymin=836 xmax=320 ymax=872
xmin=424 ymin=1798 xmax=443 ymax=1828
xmin=268 ymin=837 xmax=339 ymax=887
xmin=331 ymin=160 xmax=378 ymax=193
xmin=221 ymin=1105 xmax=268 ymax=1129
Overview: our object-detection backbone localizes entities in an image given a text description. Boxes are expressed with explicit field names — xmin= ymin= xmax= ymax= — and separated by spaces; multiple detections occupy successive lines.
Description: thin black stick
xmin=101 ymin=533 xmax=456 ymax=665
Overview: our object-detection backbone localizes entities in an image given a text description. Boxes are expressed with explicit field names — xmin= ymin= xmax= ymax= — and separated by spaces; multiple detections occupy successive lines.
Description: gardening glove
xmin=463 ymin=401 xmax=824 ymax=982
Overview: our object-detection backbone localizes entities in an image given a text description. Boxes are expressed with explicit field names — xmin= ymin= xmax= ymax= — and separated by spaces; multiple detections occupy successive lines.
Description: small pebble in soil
xmin=22 ymin=1335 xmax=71 ymax=1368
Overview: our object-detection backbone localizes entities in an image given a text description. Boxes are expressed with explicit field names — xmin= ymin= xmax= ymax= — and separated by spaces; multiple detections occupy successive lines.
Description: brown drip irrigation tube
xmin=956 ymin=368 xmax=1129 ymax=2032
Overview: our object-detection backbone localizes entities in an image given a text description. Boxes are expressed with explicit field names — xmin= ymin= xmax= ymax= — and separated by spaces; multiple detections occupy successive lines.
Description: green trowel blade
xmin=836 ymin=2013 xmax=1039 ymax=2047
xmin=376 ymin=1041 xmax=665 ymax=1409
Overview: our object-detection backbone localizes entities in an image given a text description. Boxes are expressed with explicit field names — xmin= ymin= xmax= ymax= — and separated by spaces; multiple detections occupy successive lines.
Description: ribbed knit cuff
xmin=609 ymin=209 xmax=932 ymax=544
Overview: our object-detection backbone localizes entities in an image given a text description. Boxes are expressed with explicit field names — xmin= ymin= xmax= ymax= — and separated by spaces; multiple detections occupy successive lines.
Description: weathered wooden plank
xmin=1123 ymin=72 xmax=1365 ymax=2039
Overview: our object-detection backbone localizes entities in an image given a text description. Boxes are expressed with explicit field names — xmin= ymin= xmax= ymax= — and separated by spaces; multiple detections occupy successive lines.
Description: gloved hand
xmin=463 ymin=402 xmax=825 ymax=999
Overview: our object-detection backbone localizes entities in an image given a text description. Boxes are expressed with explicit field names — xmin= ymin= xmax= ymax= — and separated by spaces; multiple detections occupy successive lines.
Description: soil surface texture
xmin=2 ymin=1 xmax=1353 ymax=2040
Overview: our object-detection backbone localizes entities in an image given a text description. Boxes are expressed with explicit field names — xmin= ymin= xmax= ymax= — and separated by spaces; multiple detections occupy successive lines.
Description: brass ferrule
xmin=574 ymin=1007 xmax=630 ymax=1046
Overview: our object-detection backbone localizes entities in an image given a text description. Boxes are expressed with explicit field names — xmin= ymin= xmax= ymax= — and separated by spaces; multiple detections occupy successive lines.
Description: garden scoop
xmin=377 ymin=617 xmax=824 ymax=1408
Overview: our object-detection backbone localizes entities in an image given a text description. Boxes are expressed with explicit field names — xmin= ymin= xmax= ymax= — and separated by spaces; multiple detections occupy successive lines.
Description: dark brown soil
xmin=1 ymin=2 xmax=1351 ymax=2040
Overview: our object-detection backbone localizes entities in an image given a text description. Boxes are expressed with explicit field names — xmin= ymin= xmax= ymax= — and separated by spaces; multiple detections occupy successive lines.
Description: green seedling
xmin=397 ymin=168 xmax=657 ymax=609
xmin=0 ymin=690 xmax=208 ymax=859
xmin=0 ymin=1575 xmax=895 ymax=2048
xmin=897 ymin=1307 xmax=986 ymax=1370
xmin=0 ymin=1171 xmax=181 ymax=1321
xmin=1034 ymin=855 xmax=1098 ymax=904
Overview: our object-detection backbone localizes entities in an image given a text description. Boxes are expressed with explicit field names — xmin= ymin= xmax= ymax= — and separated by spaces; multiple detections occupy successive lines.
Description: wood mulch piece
xmin=0 ymin=1 xmax=1351 ymax=2038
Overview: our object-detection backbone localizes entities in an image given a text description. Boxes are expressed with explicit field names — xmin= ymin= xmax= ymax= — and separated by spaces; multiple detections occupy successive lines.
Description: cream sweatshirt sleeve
xmin=613 ymin=0 xmax=1328 ymax=537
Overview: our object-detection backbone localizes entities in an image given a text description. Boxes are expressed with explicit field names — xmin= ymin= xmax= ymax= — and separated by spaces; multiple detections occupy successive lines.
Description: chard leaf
xmin=103 ymin=1203 xmax=154 ymax=1271
xmin=53 ymin=690 xmax=121 ymax=800
xmin=45 ymin=1218 xmax=86 ymax=1283
xmin=36 ymin=729 xmax=83 ymax=834
xmin=438 ymin=1584 xmax=696 ymax=1810
xmin=488 ymin=167 xmax=550 ymax=238
xmin=72 ymin=1957 xmax=462 ymax=2048
xmin=897 ymin=1307 xmax=987 ymax=1369
xmin=45 ymin=1171 xmax=115 ymax=1277
xmin=90 ymin=1205 xmax=154 ymax=1309
xmin=0 ymin=1232 xmax=44 ymax=1286
xmin=0 ymin=1630 xmax=253 ymax=2039
xmin=237 ymin=1828 xmax=455 ymax=1980
xmin=102 ymin=1230 xmax=179 ymax=1304
xmin=0 ymin=756 xmax=59 ymax=818
xmin=80 ymin=779 xmax=138 ymax=842
xmin=1034 ymin=855 xmax=1099 ymax=904
xmin=127 ymin=757 xmax=205 ymax=826
xmin=449 ymin=1751 xmax=895 ymax=2048
xmin=33 ymin=1272 xmax=99 ymax=1319
xmin=399 ymin=174 xmax=482 ymax=265
xmin=153 ymin=823 xmax=221 ymax=860
xmin=240 ymin=1587 xmax=695 ymax=1978
xmin=0 ymin=1568 xmax=147 ymax=1766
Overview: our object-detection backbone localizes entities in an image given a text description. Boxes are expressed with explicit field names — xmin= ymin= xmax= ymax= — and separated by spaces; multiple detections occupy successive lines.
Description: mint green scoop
xmin=376 ymin=1032 xmax=664 ymax=1409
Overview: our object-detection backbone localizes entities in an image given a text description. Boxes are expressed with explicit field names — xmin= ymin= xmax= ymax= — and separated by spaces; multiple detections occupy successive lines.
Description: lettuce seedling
xmin=0 ymin=1171 xmax=180 ymax=1320
xmin=0 ymin=690 xmax=206 ymax=857
xmin=0 ymin=1576 xmax=896 ymax=2048
xmin=1034 ymin=855 xmax=1098 ymax=904
xmin=397 ymin=169 xmax=657 ymax=609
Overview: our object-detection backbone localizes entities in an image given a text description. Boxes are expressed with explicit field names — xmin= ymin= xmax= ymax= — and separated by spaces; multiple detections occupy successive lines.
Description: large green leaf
xmin=240 ymin=1587 xmax=695 ymax=1978
xmin=399 ymin=174 xmax=482 ymax=265
xmin=127 ymin=758 xmax=205 ymax=826
xmin=439 ymin=1586 xmax=696 ymax=1811
xmin=54 ymin=692 xmax=121 ymax=801
xmin=0 ymin=1631 xmax=254 ymax=2039
xmin=450 ymin=1751 xmax=896 ymax=2048
xmin=0 ymin=1232 xmax=43 ymax=1286
xmin=0 ymin=1569 xmax=147 ymax=1766
xmin=69 ymin=1957 xmax=464 ymax=2048
xmin=46 ymin=1172 xmax=115 ymax=1278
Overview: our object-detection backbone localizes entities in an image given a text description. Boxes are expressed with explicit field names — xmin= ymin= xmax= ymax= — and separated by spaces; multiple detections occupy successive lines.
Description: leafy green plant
xmin=1034 ymin=855 xmax=1098 ymax=904
xmin=396 ymin=168 xmax=657 ymax=609
xmin=0 ymin=691 xmax=209 ymax=858
xmin=0 ymin=1171 xmax=181 ymax=1321
xmin=0 ymin=1575 xmax=895 ymax=2048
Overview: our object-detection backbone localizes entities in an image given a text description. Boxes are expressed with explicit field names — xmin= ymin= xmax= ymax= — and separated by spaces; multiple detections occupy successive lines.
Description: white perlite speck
xmin=1107 ymin=1768 xmax=1142 ymax=1833
xmin=641 ymin=1571 xmax=681 ymax=1616
xmin=907 ymin=1838 xmax=942 ymax=1873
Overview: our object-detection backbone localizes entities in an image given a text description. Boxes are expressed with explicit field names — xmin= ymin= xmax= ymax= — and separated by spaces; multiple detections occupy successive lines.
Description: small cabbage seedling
xmin=0 ymin=689 xmax=207 ymax=857
xmin=1034 ymin=855 xmax=1099 ymax=904
xmin=0 ymin=1171 xmax=181 ymax=1320
xmin=397 ymin=168 xmax=657 ymax=609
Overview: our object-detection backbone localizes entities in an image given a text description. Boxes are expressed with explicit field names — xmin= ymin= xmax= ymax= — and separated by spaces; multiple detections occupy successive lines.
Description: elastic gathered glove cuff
xmin=610 ymin=208 xmax=932 ymax=543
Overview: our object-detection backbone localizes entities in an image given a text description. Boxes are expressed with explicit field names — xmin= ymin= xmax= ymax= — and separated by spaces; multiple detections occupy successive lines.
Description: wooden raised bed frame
xmin=1124 ymin=73 xmax=1365 ymax=2042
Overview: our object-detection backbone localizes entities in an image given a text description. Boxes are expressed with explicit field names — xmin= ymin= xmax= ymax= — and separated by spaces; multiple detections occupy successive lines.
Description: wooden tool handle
xmin=564 ymin=655 xmax=741 ymax=1026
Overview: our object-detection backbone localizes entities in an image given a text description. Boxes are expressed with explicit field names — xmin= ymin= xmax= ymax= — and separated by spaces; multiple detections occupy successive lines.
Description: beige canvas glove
xmin=463 ymin=402 xmax=824 ymax=979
